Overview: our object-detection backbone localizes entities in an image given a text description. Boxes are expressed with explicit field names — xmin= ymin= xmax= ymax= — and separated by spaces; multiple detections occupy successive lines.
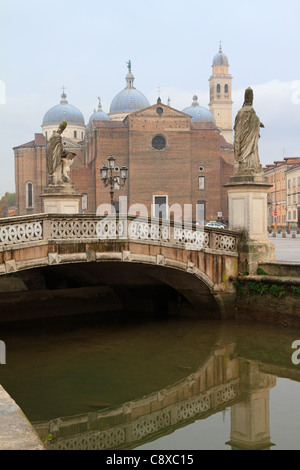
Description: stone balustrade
xmin=0 ymin=214 xmax=241 ymax=254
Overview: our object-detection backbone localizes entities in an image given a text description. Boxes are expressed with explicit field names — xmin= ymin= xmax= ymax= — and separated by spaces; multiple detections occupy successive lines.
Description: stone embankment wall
xmin=233 ymin=262 xmax=300 ymax=327
xmin=0 ymin=385 xmax=44 ymax=450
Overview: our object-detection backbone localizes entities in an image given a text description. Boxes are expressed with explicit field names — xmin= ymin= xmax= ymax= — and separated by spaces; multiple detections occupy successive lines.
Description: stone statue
xmin=233 ymin=87 xmax=264 ymax=175
xmin=46 ymin=121 xmax=76 ymax=185
xmin=61 ymin=151 xmax=76 ymax=182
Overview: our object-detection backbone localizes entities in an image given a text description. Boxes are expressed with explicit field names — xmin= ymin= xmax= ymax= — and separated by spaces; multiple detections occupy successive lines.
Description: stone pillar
xmin=225 ymin=174 xmax=276 ymax=274
xmin=40 ymin=183 xmax=82 ymax=214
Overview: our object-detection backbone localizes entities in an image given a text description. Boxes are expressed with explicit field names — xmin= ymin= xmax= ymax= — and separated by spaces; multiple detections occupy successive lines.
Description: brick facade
xmin=14 ymin=101 xmax=233 ymax=223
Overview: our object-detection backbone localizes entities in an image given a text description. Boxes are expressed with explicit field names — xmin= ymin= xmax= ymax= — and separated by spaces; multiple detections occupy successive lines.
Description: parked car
xmin=205 ymin=221 xmax=227 ymax=229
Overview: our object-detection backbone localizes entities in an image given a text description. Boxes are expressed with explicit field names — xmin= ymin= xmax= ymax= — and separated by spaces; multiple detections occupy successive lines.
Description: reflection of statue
xmin=46 ymin=121 xmax=76 ymax=185
xmin=233 ymin=88 xmax=264 ymax=175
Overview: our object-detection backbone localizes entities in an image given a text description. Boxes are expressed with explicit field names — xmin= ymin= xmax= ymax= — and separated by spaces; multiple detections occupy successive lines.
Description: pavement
xmin=268 ymin=233 xmax=300 ymax=263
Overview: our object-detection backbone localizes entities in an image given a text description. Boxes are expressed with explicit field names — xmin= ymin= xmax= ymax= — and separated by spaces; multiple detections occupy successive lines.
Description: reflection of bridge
xmin=34 ymin=344 xmax=241 ymax=450
xmin=34 ymin=343 xmax=284 ymax=451
xmin=0 ymin=214 xmax=241 ymax=319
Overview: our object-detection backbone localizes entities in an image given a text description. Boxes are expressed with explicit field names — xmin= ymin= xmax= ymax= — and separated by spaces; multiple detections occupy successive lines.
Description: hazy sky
xmin=1 ymin=0 xmax=300 ymax=196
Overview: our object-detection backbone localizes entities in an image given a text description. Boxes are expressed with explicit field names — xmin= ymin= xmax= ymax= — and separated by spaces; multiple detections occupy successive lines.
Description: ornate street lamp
xmin=100 ymin=156 xmax=128 ymax=208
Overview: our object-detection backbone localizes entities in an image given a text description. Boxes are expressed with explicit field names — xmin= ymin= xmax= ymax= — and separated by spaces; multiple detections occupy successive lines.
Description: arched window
xmin=224 ymin=84 xmax=229 ymax=96
xmin=216 ymin=84 xmax=221 ymax=96
xmin=26 ymin=182 xmax=33 ymax=208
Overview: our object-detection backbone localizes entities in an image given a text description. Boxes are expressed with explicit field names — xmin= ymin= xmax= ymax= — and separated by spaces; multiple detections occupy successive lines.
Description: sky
xmin=1 ymin=0 xmax=300 ymax=196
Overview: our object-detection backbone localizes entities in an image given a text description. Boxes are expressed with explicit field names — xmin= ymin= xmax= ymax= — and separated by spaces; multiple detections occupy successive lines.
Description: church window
xmin=216 ymin=84 xmax=221 ymax=96
xmin=152 ymin=135 xmax=166 ymax=150
xmin=198 ymin=176 xmax=205 ymax=190
xmin=74 ymin=130 xmax=77 ymax=139
xmin=224 ymin=84 xmax=229 ymax=96
xmin=156 ymin=107 xmax=163 ymax=115
xmin=26 ymin=182 xmax=33 ymax=208
xmin=153 ymin=195 xmax=168 ymax=219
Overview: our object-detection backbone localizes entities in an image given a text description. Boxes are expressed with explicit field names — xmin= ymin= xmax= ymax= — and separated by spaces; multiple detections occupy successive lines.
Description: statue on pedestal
xmin=233 ymin=87 xmax=264 ymax=175
xmin=46 ymin=121 xmax=76 ymax=185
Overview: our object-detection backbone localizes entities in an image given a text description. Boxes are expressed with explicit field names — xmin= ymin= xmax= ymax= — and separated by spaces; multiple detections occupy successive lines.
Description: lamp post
xmin=100 ymin=156 xmax=128 ymax=209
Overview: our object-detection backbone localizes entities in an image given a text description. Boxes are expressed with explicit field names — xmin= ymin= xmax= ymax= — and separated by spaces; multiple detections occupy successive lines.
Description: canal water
xmin=1 ymin=315 xmax=300 ymax=450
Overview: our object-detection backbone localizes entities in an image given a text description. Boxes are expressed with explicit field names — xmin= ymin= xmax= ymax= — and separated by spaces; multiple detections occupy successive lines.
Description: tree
xmin=0 ymin=192 xmax=16 ymax=217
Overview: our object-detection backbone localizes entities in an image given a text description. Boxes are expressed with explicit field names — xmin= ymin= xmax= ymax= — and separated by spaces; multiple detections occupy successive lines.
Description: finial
xmin=157 ymin=97 xmax=161 ymax=104
xmin=97 ymin=96 xmax=102 ymax=110
xmin=167 ymin=97 xmax=171 ymax=106
xmin=125 ymin=64 xmax=135 ymax=89
xmin=60 ymin=85 xmax=68 ymax=104
xmin=192 ymin=95 xmax=199 ymax=106
xmin=219 ymin=40 xmax=222 ymax=52
xmin=126 ymin=59 xmax=132 ymax=72
xmin=156 ymin=86 xmax=161 ymax=101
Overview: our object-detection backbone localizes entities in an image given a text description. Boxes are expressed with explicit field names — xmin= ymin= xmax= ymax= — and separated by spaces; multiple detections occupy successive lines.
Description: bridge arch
xmin=0 ymin=214 xmax=241 ymax=322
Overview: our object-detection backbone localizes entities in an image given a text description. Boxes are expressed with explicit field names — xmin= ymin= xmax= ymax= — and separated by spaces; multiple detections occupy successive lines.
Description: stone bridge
xmin=0 ymin=214 xmax=242 ymax=320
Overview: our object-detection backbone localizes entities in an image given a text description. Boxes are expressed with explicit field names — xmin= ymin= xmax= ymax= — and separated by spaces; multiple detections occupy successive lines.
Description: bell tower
xmin=209 ymin=44 xmax=233 ymax=143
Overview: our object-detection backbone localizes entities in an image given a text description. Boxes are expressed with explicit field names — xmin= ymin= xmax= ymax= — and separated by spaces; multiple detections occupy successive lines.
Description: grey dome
xmin=110 ymin=69 xmax=149 ymax=114
xmin=89 ymin=98 xmax=110 ymax=124
xmin=182 ymin=96 xmax=216 ymax=123
xmin=213 ymin=45 xmax=229 ymax=66
xmin=42 ymin=92 xmax=85 ymax=126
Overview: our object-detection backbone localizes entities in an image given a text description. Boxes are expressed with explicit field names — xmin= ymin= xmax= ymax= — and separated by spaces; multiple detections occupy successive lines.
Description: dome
xmin=182 ymin=96 xmax=216 ymax=123
xmin=42 ymin=92 xmax=85 ymax=126
xmin=212 ymin=45 xmax=229 ymax=66
xmin=89 ymin=98 xmax=110 ymax=124
xmin=109 ymin=65 xmax=150 ymax=114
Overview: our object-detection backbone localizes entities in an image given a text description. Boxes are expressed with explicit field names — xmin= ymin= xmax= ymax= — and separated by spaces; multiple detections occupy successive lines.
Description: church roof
xmin=213 ymin=45 xmax=229 ymax=66
xmin=13 ymin=133 xmax=46 ymax=149
xmin=89 ymin=98 xmax=110 ymax=124
xmin=42 ymin=92 xmax=85 ymax=126
xmin=109 ymin=66 xmax=149 ymax=114
xmin=182 ymin=96 xmax=216 ymax=123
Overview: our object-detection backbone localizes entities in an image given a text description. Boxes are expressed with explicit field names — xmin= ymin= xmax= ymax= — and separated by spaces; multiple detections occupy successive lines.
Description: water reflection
xmin=1 ymin=318 xmax=300 ymax=450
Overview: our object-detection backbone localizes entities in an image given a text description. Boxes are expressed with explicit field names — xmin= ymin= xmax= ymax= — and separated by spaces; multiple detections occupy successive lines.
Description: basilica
xmin=14 ymin=46 xmax=234 ymax=223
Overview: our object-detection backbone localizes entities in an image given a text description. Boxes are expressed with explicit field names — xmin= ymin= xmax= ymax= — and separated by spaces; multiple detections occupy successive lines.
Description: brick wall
xmin=14 ymin=107 xmax=234 ymax=220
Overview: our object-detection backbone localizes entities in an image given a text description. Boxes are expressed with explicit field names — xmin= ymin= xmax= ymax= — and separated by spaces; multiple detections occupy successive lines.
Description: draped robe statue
xmin=233 ymin=87 xmax=264 ymax=175
xmin=46 ymin=121 xmax=75 ymax=185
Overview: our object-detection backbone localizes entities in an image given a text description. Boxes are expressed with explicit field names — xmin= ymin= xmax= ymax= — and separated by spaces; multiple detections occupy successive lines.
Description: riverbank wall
xmin=233 ymin=262 xmax=300 ymax=327
xmin=0 ymin=385 xmax=44 ymax=450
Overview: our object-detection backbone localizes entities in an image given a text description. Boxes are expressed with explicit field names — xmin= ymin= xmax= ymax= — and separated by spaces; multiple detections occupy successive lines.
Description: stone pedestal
xmin=40 ymin=183 xmax=82 ymax=214
xmin=225 ymin=174 xmax=276 ymax=274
